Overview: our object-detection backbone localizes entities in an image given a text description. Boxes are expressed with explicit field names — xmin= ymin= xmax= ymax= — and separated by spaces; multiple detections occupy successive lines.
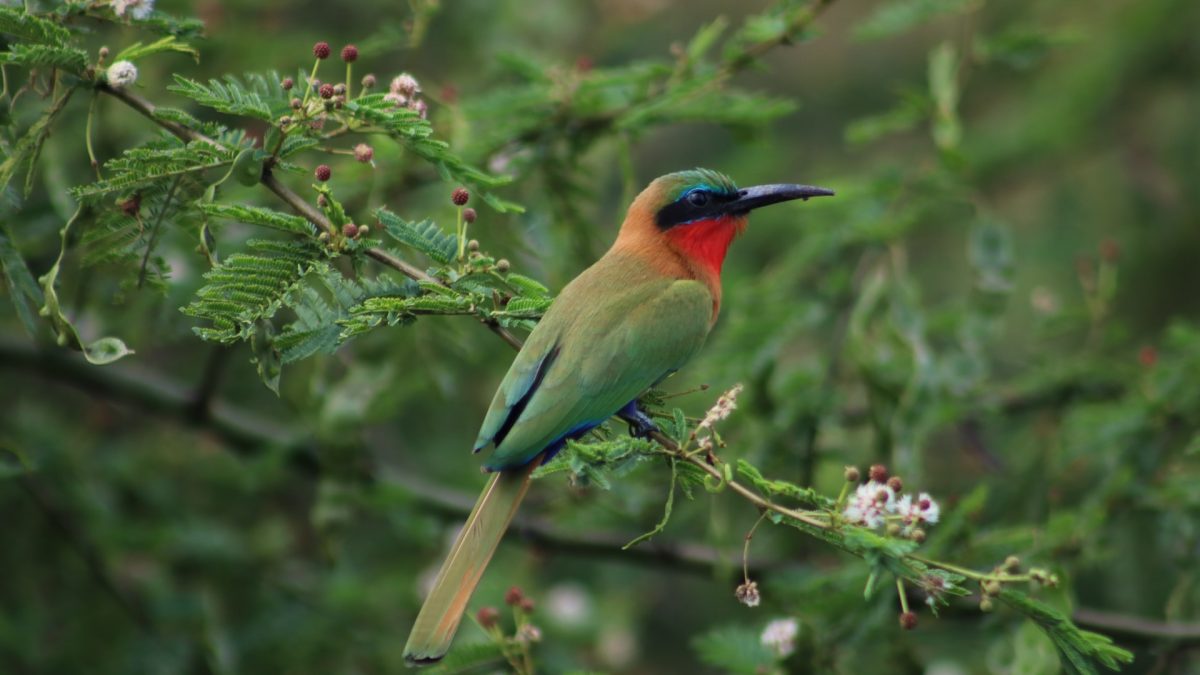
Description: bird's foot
xmin=619 ymin=400 xmax=660 ymax=438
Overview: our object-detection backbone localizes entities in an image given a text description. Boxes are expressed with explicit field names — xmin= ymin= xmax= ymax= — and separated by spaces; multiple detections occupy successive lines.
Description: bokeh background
xmin=2 ymin=0 xmax=1199 ymax=673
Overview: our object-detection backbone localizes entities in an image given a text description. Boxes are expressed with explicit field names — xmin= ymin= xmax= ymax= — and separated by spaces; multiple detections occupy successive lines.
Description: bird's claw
xmin=619 ymin=400 xmax=660 ymax=438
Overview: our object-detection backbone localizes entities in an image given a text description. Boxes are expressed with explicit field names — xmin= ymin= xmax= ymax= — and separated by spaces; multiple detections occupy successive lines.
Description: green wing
xmin=476 ymin=269 xmax=713 ymax=471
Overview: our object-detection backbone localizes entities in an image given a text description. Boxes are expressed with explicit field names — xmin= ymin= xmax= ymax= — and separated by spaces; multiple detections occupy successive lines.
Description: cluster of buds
xmin=384 ymin=73 xmax=428 ymax=118
xmin=451 ymin=188 xmax=500 ymax=272
xmin=841 ymin=464 xmax=939 ymax=540
xmin=476 ymin=586 xmax=542 ymax=655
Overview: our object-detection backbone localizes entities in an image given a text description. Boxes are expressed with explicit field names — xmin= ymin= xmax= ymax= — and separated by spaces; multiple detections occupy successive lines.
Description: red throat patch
xmin=663 ymin=215 xmax=745 ymax=277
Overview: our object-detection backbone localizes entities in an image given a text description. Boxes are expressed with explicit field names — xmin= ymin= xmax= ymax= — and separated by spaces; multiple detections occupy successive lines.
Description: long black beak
xmin=721 ymin=184 xmax=835 ymax=216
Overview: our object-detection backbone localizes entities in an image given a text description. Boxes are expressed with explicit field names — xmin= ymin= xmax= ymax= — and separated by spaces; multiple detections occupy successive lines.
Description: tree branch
xmin=0 ymin=337 xmax=757 ymax=576
xmin=95 ymin=82 xmax=527 ymax=352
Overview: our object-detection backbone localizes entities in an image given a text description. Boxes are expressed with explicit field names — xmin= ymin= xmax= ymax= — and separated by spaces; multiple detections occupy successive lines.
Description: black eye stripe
xmin=655 ymin=188 xmax=739 ymax=229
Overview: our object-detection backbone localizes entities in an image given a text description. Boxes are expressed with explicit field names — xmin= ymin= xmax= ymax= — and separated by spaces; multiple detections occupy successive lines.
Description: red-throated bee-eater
xmin=404 ymin=168 xmax=833 ymax=664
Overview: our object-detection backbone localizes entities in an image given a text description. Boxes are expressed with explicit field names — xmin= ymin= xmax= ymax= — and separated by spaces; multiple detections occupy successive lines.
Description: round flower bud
xmin=319 ymin=83 xmax=335 ymax=99
xmin=342 ymin=223 xmax=358 ymax=238
xmin=886 ymin=523 xmax=901 ymax=536
xmin=356 ymin=225 xmax=369 ymax=237
xmin=354 ymin=144 xmax=374 ymax=163
xmin=451 ymin=187 xmax=470 ymax=206
xmin=279 ymin=116 xmax=292 ymax=127
xmin=467 ymin=240 xmax=480 ymax=252
xmin=317 ymin=194 xmax=328 ymax=207
xmin=390 ymin=73 xmax=420 ymax=97
xmin=340 ymin=44 xmax=358 ymax=62
xmin=504 ymin=586 xmax=523 ymax=606
xmin=333 ymin=83 xmax=346 ymax=96
xmin=899 ymin=612 xmax=918 ymax=630
xmin=98 ymin=46 xmax=110 ymax=60
xmin=1003 ymin=555 xmax=1021 ymax=572
xmin=911 ymin=528 xmax=926 ymax=543
xmin=979 ymin=597 xmax=994 ymax=612
xmin=844 ymin=466 xmax=860 ymax=482
xmin=869 ymin=464 xmax=889 ymax=483
xmin=496 ymin=259 xmax=511 ymax=273
xmin=315 ymin=164 xmax=332 ymax=181
xmin=735 ymin=580 xmax=760 ymax=607
xmin=361 ymin=73 xmax=377 ymax=88
xmin=318 ymin=232 xmax=329 ymax=242
xmin=313 ymin=41 xmax=332 ymax=59
xmin=887 ymin=476 xmax=903 ymax=493
xmin=476 ymin=606 xmax=499 ymax=629
xmin=462 ymin=208 xmax=477 ymax=224
xmin=519 ymin=597 xmax=535 ymax=613
xmin=281 ymin=77 xmax=294 ymax=90
xmin=105 ymin=60 xmax=138 ymax=87
xmin=290 ymin=97 xmax=302 ymax=109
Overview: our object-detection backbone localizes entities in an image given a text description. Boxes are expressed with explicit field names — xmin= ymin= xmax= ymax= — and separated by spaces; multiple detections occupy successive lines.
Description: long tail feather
xmin=403 ymin=461 xmax=538 ymax=665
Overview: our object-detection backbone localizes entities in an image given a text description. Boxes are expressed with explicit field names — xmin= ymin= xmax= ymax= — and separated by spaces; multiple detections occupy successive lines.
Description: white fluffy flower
xmin=383 ymin=91 xmax=407 ymax=107
xmin=112 ymin=0 xmax=154 ymax=20
xmin=842 ymin=480 xmax=895 ymax=529
xmin=390 ymin=73 xmax=420 ymax=97
xmin=897 ymin=492 xmax=940 ymax=526
xmin=760 ymin=618 xmax=799 ymax=658
xmin=699 ymin=383 xmax=743 ymax=430
xmin=105 ymin=60 xmax=138 ymax=87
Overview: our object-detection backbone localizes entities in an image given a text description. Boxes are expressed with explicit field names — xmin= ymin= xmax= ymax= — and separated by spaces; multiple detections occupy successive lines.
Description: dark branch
xmin=0 ymin=338 xmax=758 ymax=576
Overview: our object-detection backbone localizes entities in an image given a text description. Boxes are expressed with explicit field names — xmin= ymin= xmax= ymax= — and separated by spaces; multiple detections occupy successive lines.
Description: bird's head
xmin=618 ymin=168 xmax=834 ymax=277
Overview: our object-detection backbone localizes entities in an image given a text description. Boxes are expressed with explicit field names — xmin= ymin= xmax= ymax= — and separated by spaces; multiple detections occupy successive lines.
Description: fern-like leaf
xmin=198 ymin=203 xmax=315 ymax=237
xmin=376 ymin=208 xmax=456 ymax=264
xmin=168 ymin=74 xmax=274 ymax=121
xmin=275 ymin=267 xmax=418 ymax=363
xmin=0 ymin=44 xmax=88 ymax=74
xmin=1000 ymin=590 xmax=1134 ymax=674
xmin=183 ymin=239 xmax=322 ymax=342
xmin=0 ymin=7 xmax=71 ymax=45
xmin=71 ymin=138 xmax=240 ymax=201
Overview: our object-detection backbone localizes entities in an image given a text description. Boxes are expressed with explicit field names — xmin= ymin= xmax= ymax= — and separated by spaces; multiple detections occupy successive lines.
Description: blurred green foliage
xmin=2 ymin=0 xmax=1199 ymax=673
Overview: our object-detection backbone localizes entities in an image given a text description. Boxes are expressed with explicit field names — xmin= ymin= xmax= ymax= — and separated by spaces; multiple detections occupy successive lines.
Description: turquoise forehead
xmin=659 ymin=168 xmax=739 ymax=201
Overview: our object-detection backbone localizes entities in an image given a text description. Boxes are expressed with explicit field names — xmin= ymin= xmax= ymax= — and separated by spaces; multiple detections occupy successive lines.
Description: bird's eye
xmin=686 ymin=190 xmax=710 ymax=207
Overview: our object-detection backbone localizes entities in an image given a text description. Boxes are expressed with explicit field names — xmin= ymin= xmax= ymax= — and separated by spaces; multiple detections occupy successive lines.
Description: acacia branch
xmin=94 ymin=83 xmax=524 ymax=351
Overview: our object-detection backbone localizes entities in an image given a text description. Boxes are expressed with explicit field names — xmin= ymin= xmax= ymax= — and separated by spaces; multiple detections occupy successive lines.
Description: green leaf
xmin=1000 ymin=590 xmax=1133 ymax=674
xmin=736 ymin=459 xmax=833 ymax=508
xmin=275 ymin=267 xmax=418 ymax=363
xmin=183 ymin=239 xmax=323 ymax=343
xmin=845 ymin=89 xmax=929 ymax=145
xmin=198 ymin=202 xmax=314 ymax=237
xmin=70 ymin=139 xmax=239 ymax=201
xmin=114 ymin=36 xmax=199 ymax=63
xmin=854 ymin=0 xmax=978 ymax=41
xmin=0 ymin=7 xmax=72 ymax=45
xmin=0 ymin=224 xmax=44 ymax=338
xmin=928 ymin=42 xmax=962 ymax=151
xmin=37 ymin=207 xmax=135 ymax=365
xmin=691 ymin=625 xmax=778 ymax=675
xmin=377 ymin=208 xmax=457 ymax=264
xmin=0 ymin=86 xmax=76 ymax=197
xmin=168 ymin=74 xmax=274 ymax=121
xmin=0 ymin=44 xmax=88 ymax=74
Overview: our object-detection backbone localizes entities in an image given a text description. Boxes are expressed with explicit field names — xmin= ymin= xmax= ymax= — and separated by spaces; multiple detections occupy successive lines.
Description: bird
xmin=403 ymin=168 xmax=833 ymax=664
